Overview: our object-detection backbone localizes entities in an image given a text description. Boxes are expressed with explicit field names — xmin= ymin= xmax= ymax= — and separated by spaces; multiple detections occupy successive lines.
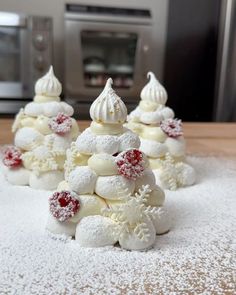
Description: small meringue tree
xmin=46 ymin=78 xmax=171 ymax=251
xmin=1 ymin=66 xmax=79 ymax=190
xmin=126 ymin=72 xmax=196 ymax=190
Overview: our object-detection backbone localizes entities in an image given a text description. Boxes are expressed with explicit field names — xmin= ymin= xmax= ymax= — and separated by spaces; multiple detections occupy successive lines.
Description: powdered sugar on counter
xmin=0 ymin=156 xmax=235 ymax=294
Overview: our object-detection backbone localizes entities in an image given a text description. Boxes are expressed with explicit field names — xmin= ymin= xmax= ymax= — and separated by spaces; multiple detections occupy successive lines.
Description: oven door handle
xmin=0 ymin=12 xmax=27 ymax=27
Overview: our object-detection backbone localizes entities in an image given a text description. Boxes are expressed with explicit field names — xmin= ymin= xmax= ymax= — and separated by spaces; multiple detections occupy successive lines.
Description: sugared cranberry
xmin=48 ymin=113 xmax=72 ymax=135
xmin=160 ymin=118 xmax=183 ymax=138
xmin=116 ymin=149 xmax=145 ymax=180
xmin=3 ymin=146 xmax=22 ymax=168
xmin=49 ymin=190 xmax=80 ymax=222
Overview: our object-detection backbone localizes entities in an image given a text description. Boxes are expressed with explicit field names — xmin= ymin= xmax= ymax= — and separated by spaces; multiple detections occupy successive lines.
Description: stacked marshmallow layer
xmin=47 ymin=78 xmax=171 ymax=251
xmin=2 ymin=66 xmax=79 ymax=190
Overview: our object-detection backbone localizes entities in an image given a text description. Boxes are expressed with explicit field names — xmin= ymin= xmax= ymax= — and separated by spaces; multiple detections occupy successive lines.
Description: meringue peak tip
xmin=48 ymin=65 xmax=54 ymax=76
xmin=147 ymin=71 xmax=157 ymax=81
xmin=105 ymin=78 xmax=113 ymax=88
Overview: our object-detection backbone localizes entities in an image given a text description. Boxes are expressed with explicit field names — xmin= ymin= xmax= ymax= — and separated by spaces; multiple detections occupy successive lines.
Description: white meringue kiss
xmin=90 ymin=78 xmax=127 ymax=124
xmin=35 ymin=66 xmax=62 ymax=97
xmin=140 ymin=72 xmax=167 ymax=105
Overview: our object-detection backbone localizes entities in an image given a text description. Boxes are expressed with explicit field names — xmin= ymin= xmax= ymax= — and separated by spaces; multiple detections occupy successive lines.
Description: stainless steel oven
xmin=64 ymin=4 xmax=158 ymax=117
xmin=0 ymin=12 xmax=52 ymax=114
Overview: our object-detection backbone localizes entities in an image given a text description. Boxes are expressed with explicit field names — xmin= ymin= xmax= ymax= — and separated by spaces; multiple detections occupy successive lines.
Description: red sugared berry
xmin=48 ymin=113 xmax=72 ymax=135
xmin=49 ymin=190 xmax=80 ymax=222
xmin=3 ymin=146 xmax=22 ymax=168
xmin=116 ymin=149 xmax=145 ymax=180
xmin=160 ymin=118 xmax=183 ymax=138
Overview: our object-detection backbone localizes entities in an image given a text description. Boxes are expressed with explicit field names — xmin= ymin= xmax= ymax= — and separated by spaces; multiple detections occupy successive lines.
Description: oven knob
xmin=33 ymin=33 xmax=48 ymax=51
xmin=34 ymin=55 xmax=46 ymax=71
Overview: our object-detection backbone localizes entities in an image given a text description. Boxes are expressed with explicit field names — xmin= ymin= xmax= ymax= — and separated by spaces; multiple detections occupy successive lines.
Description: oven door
xmin=0 ymin=12 xmax=29 ymax=99
xmin=65 ymin=20 xmax=152 ymax=103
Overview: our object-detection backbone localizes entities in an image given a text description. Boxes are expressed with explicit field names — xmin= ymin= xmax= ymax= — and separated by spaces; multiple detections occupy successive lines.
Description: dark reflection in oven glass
xmin=81 ymin=30 xmax=137 ymax=88
xmin=0 ymin=27 xmax=20 ymax=82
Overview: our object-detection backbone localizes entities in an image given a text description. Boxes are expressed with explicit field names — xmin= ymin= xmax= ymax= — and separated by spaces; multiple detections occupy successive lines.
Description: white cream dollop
xmin=140 ymin=72 xmax=167 ymax=105
xmin=35 ymin=66 xmax=62 ymax=97
xmin=89 ymin=78 xmax=127 ymax=124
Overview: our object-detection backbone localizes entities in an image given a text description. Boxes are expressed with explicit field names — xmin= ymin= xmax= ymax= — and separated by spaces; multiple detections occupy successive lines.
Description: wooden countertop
xmin=0 ymin=119 xmax=236 ymax=157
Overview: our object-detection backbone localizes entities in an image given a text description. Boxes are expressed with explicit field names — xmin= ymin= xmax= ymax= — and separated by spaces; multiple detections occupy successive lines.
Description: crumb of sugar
xmin=0 ymin=156 xmax=235 ymax=294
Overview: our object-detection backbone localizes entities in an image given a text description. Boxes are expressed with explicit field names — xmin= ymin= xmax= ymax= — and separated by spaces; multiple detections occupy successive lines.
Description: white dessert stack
xmin=1 ymin=66 xmax=79 ymax=190
xmin=46 ymin=78 xmax=171 ymax=251
xmin=126 ymin=72 xmax=196 ymax=190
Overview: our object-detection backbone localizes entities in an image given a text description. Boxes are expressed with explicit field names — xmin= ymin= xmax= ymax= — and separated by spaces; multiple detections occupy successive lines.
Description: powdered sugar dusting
xmin=0 ymin=156 xmax=235 ymax=294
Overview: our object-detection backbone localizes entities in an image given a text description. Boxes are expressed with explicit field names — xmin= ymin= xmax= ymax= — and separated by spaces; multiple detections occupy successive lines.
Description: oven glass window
xmin=0 ymin=27 xmax=20 ymax=82
xmin=81 ymin=31 xmax=137 ymax=88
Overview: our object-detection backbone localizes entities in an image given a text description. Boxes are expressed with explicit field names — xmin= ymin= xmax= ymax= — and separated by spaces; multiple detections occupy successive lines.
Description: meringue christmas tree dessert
xmin=126 ymin=72 xmax=196 ymax=190
xmin=46 ymin=78 xmax=171 ymax=251
xmin=2 ymin=66 xmax=79 ymax=190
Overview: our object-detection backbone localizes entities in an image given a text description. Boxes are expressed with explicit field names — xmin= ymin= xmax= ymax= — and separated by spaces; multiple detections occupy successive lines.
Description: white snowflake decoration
xmin=64 ymin=142 xmax=83 ymax=180
xmin=102 ymin=184 xmax=163 ymax=243
xmin=22 ymin=139 xmax=65 ymax=174
xmin=156 ymin=153 xmax=185 ymax=190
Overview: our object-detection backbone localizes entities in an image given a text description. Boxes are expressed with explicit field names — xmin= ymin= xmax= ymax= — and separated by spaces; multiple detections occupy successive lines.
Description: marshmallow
xmin=24 ymin=102 xmax=44 ymax=117
xmin=135 ymin=168 xmax=156 ymax=191
xmin=21 ymin=117 xmax=36 ymax=128
xmin=128 ymin=107 xmax=142 ymax=121
xmin=5 ymin=167 xmax=30 ymax=186
xmin=141 ymin=126 xmax=167 ymax=143
xmin=15 ymin=127 xmax=44 ymax=151
xmin=161 ymin=107 xmax=175 ymax=119
xmin=118 ymin=129 xmax=140 ymax=151
xmin=139 ymin=100 xmax=159 ymax=112
xmin=29 ymin=171 xmax=64 ymax=190
xmin=75 ymin=215 xmax=118 ymax=247
xmin=146 ymin=186 xmax=165 ymax=207
xmin=68 ymin=166 xmax=97 ymax=194
xmin=57 ymin=180 xmax=70 ymax=191
xmin=43 ymin=102 xmax=63 ymax=117
xmin=75 ymin=129 xmax=97 ymax=155
xmin=70 ymin=194 xmax=107 ymax=223
xmin=165 ymin=137 xmax=186 ymax=157
xmin=34 ymin=115 xmax=51 ymax=135
xmin=96 ymin=135 xmax=119 ymax=155
xmin=88 ymin=154 xmax=118 ymax=176
xmin=34 ymin=95 xmax=60 ymax=103
xmin=70 ymin=118 xmax=80 ymax=140
xmin=124 ymin=121 xmax=143 ymax=135
xmin=119 ymin=217 xmax=156 ymax=250
xmin=140 ymin=138 xmax=167 ymax=158
xmin=95 ymin=175 xmax=135 ymax=200
xmin=24 ymin=101 xmax=74 ymax=118
xmin=46 ymin=214 xmax=76 ymax=237
xmin=60 ymin=102 xmax=74 ymax=117
xmin=140 ymin=111 xmax=163 ymax=125
xmin=90 ymin=121 xmax=123 ymax=135
xmin=150 ymin=207 xmax=171 ymax=235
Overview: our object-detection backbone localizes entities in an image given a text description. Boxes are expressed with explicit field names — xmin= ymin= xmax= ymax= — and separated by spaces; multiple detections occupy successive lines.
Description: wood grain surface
xmin=0 ymin=119 xmax=236 ymax=156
